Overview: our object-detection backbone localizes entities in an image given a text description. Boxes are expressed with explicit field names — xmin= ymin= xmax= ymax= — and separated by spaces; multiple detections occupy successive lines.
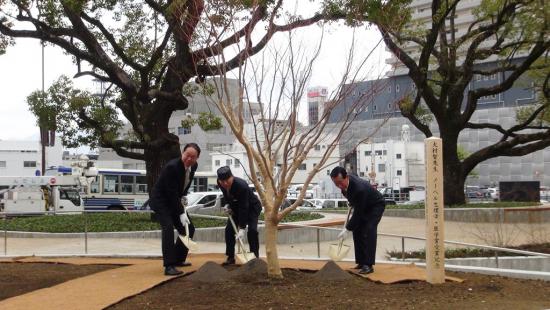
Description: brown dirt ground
xmin=0 ymin=262 xmax=118 ymax=301
xmin=1 ymin=262 xmax=548 ymax=309
xmin=108 ymin=268 xmax=550 ymax=310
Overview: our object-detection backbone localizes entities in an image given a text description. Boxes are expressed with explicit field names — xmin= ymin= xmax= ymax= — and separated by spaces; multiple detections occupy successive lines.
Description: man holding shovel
xmin=217 ymin=166 xmax=262 ymax=265
xmin=330 ymin=166 xmax=385 ymax=274
xmin=149 ymin=143 xmax=200 ymax=276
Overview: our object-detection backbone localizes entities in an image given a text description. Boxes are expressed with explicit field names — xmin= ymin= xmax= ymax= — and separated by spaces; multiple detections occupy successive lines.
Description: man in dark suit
xmin=149 ymin=143 xmax=200 ymax=276
xmin=331 ymin=166 xmax=385 ymax=274
xmin=216 ymin=166 xmax=262 ymax=265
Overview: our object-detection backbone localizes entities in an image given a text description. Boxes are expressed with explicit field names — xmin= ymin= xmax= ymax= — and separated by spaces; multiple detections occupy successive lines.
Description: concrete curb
xmin=384 ymin=207 xmax=550 ymax=223
xmin=1 ymin=225 xmax=342 ymax=244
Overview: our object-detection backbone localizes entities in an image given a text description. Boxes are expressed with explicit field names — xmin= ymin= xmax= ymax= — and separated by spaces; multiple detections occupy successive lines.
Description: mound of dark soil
xmin=312 ymin=261 xmax=352 ymax=281
xmin=186 ymin=261 xmax=229 ymax=283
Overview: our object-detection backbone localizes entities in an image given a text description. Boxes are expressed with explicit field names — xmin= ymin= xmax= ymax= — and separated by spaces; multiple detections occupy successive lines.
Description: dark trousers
xmin=352 ymin=204 xmax=385 ymax=266
xmin=225 ymin=214 xmax=259 ymax=259
xmin=155 ymin=208 xmax=195 ymax=267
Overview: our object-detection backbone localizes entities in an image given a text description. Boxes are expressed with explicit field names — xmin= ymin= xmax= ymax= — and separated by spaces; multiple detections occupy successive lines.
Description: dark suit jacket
xmin=343 ymin=175 xmax=385 ymax=231
xmin=219 ymin=177 xmax=262 ymax=228
xmin=149 ymin=157 xmax=198 ymax=215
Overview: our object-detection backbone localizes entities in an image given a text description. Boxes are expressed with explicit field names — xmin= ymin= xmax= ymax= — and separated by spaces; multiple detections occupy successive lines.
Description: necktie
xmin=183 ymin=167 xmax=191 ymax=191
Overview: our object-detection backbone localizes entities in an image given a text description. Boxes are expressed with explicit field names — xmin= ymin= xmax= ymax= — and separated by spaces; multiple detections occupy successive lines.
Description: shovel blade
xmin=179 ymin=235 xmax=199 ymax=252
xmin=328 ymin=243 xmax=351 ymax=261
xmin=236 ymin=252 xmax=254 ymax=264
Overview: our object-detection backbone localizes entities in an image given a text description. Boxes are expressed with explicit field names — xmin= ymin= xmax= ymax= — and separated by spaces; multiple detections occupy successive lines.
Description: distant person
xmin=330 ymin=166 xmax=385 ymax=274
xmin=217 ymin=166 xmax=262 ymax=265
xmin=149 ymin=143 xmax=200 ymax=276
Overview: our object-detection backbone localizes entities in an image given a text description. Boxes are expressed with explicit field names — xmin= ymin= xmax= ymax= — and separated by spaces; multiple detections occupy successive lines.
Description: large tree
xmin=0 ymin=0 xmax=336 ymax=188
xmin=325 ymin=0 xmax=550 ymax=204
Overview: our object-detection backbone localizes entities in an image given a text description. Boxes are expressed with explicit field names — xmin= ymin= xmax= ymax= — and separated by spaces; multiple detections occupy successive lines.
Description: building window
xmin=388 ymin=103 xmax=392 ymax=109
xmin=215 ymin=160 xmax=220 ymax=166
xmin=373 ymin=105 xmax=377 ymax=111
xmin=396 ymin=153 xmax=402 ymax=159
xmin=360 ymin=172 xmax=365 ymax=177
xmin=387 ymin=86 xmax=391 ymax=93
xmin=375 ymin=150 xmax=382 ymax=156
xmin=226 ymin=159 xmax=232 ymax=166
xmin=298 ymin=163 xmax=307 ymax=170
xmin=378 ymin=164 xmax=385 ymax=172
xmin=383 ymin=150 xmax=387 ymax=155
xmin=396 ymin=84 xmax=400 ymax=93
xmin=178 ymin=127 xmax=191 ymax=135
xmin=235 ymin=159 xmax=240 ymax=168
xmin=365 ymin=151 xmax=371 ymax=156
xmin=315 ymin=145 xmax=321 ymax=151
xmin=23 ymin=161 xmax=37 ymax=168
xmin=0 ymin=161 xmax=5 ymax=168
xmin=327 ymin=170 xmax=331 ymax=175
xmin=397 ymin=170 xmax=402 ymax=176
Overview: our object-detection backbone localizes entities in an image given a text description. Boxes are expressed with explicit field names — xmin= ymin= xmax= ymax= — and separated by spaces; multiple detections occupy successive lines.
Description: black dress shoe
xmin=164 ymin=266 xmax=183 ymax=276
xmin=359 ymin=265 xmax=374 ymax=274
xmin=175 ymin=261 xmax=192 ymax=267
xmin=221 ymin=258 xmax=236 ymax=266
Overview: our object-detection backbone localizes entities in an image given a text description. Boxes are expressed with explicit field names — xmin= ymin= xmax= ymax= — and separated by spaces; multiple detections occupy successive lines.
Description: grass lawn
xmin=320 ymin=201 xmax=541 ymax=212
xmin=2 ymin=211 xmax=323 ymax=233
xmin=386 ymin=242 xmax=550 ymax=259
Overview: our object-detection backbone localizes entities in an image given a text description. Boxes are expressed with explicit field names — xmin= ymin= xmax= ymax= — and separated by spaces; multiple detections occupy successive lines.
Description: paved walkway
xmin=1 ymin=213 xmax=548 ymax=259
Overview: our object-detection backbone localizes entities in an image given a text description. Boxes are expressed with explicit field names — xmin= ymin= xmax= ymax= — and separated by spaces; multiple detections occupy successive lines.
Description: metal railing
xmin=1 ymin=210 xmax=549 ymax=269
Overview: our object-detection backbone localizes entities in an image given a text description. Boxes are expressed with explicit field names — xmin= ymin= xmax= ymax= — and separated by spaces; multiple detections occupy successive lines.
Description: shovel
xmin=178 ymin=202 xmax=199 ymax=252
xmin=228 ymin=215 xmax=254 ymax=264
xmin=328 ymin=207 xmax=352 ymax=261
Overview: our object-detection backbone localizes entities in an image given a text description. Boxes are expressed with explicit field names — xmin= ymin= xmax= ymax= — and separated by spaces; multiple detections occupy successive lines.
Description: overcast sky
xmin=0 ymin=7 xmax=389 ymax=152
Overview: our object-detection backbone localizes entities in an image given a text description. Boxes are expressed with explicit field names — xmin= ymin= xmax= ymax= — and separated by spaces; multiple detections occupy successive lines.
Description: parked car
xmin=287 ymin=184 xmax=314 ymax=199
xmin=185 ymin=191 xmax=223 ymax=213
xmin=307 ymin=198 xmax=349 ymax=209
xmin=487 ymin=187 xmax=499 ymax=200
xmin=465 ymin=186 xmax=484 ymax=199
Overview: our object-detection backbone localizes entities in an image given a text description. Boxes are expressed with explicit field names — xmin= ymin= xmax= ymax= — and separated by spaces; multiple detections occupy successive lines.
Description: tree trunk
xmin=265 ymin=209 xmax=283 ymax=278
xmin=441 ymin=133 xmax=466 ymax=205
xmin=144 ymin=139 xmax=181 ymax=195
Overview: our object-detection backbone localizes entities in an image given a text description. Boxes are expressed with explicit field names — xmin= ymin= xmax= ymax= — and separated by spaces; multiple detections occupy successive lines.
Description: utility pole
xmin=40 ymin=41 xmax=46 ymax=176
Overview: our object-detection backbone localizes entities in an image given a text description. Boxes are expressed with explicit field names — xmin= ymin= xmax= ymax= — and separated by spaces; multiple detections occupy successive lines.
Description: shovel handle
xmin=228 ymin=215 xmax=248 ymax=254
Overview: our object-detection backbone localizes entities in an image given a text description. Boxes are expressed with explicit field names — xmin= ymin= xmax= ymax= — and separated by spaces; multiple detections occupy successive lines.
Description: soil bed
xmin=109 ymin=267 xmax=550 ymax=309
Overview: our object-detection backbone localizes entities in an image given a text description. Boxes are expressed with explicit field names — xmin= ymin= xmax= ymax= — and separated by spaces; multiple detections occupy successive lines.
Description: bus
xmin=83 ymin=168 xmax=218 ymax=210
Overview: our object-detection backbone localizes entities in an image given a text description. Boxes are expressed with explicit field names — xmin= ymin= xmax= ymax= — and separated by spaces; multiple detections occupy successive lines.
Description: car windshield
xmin=186 ymin=193 xmax=204 ymax=206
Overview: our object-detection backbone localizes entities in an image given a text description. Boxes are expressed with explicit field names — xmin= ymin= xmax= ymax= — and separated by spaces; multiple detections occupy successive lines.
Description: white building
xmin=386 ymin=0 xmax=526 ymax=75
xmin=0 ymin=140 xmax=63 ymax=176
xmin=210 ymin=129 xmax=341 ymax=186
xmin=356 ymin=126 xmax=425 ymax=187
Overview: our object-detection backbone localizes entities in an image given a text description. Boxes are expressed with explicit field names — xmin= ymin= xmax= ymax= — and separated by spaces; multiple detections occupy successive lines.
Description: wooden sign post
xmin=424 ymin=137 xmax=445 ymax=284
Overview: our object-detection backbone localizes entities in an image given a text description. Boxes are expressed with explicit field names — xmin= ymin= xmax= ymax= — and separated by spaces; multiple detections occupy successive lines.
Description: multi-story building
xmin=356 ymin=125 xmax=425 ymax=187
xmin=210 ymin=125 xmax=341 ymax=185
xmin=329 ymin=1 xmax=548 ymax=188
xmin=307 ymin=86 xmax=329 ymax=126
xmin=0 ymin=140 xmax=63 ymax=176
